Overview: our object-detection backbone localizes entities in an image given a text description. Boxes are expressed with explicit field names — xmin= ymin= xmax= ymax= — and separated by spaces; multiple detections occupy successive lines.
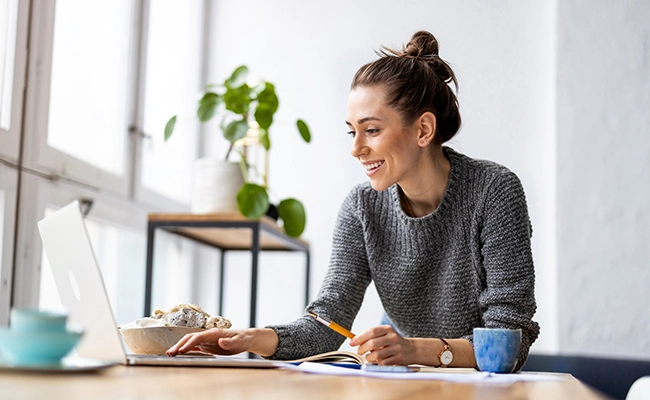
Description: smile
xmin=362 ymin=160 xmax=384 ymax=175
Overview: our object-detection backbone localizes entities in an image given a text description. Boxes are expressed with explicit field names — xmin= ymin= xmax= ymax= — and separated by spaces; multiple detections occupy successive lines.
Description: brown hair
xmin=351 ymin=31 xmax=461 ymax=144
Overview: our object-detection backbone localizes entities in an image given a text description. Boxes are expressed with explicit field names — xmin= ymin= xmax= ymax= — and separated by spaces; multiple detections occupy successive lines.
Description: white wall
xmin=556 ymin=0 xmax=650 ymax=358
xmin=205 ymin=0 xmax=559 ymax=353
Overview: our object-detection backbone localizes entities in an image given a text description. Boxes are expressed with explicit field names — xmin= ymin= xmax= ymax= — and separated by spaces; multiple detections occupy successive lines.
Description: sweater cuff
xmin=261 ymin=325 xmax=290 ymax=360
xmin=461 ymin=333 xmax=474 ymax=346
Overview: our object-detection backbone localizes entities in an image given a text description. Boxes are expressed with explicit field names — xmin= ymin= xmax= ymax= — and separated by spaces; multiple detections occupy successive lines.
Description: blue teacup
xmin=9 ymin=308 xmax=68 ymax=333
xmin=0 ymin=308 xmax=82 ymax=365
xmin=473 ymin=327 xmax=521 ymax=373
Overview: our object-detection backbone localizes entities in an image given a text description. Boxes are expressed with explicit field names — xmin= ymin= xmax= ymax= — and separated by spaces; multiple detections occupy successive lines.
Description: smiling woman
xmin=166 ymin=31 xmax=539 ymax=371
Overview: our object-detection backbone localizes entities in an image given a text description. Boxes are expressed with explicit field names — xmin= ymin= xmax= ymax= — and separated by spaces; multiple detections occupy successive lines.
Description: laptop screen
xmin=38 ymin=201 xmax=126 ymax=363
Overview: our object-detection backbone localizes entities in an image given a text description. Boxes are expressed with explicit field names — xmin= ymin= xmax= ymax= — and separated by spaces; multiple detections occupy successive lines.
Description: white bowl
xmin=118 ymin=326 xmax=204 ymax=355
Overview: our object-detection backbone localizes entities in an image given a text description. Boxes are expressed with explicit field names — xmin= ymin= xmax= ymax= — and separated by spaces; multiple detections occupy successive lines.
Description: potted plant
xmin=164 ymin=65 xmax=311 ymax=238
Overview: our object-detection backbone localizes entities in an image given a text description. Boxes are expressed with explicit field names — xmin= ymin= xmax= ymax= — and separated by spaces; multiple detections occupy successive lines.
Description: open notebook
xmin=37 ymin=201 xmax=281 ymax=368
xmin=289 ymin=350 xmax=365 ymax=365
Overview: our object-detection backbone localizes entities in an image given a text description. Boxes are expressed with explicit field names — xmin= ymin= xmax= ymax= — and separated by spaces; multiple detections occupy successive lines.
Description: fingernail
xmin=349 ymin=340 xmax=356 ymax=346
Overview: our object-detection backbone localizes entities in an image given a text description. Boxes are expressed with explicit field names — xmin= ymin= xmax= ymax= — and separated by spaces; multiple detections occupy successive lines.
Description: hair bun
xmin=403 ymin=31 xmax=439 ymax=58
xmin=401 ymin=31 xmax=455 ymax=88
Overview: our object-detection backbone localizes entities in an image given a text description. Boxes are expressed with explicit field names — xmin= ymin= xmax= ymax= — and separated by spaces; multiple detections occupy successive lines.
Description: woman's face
xmin=346 ymin=85 xmax=420 ymax=191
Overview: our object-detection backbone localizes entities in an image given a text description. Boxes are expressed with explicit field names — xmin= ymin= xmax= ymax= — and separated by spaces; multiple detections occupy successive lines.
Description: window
xmin=0 ymin=166 xmax=18 ymax=325
xmin=25 ymin=0 xmax=203 ymax=202
xmin=8 ymin=2 xmax=303 ymax=331
xmin=46 ymin=0 xmax=133 ymax=176
xmin=12 ymin=0 xmax=207 ymax=321
xmin=0 ymin=0 xmax=23 ymax=161
xmin=139 ymin=0 xmax=203 ymax=204
xmin=0 ymin=190 xmax=5 ymax=274
xmin=0 ymin=0 xmax=23 ymax=325
xmin=0 ymin=0 xmax=18 ymax=130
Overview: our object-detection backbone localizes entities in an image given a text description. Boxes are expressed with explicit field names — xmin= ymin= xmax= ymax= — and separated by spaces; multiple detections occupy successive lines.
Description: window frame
xmin=0 ymin=0 xmax=29 ymax=325
xmin=21 ymin=0 xmax=142 ymax=197
xmin=0 ymin=0 xmax=28 ymax=162
xmin=0 ymin=165 xmax=18 ymax=326
xmin=131 ymin=0 xmax=206 ymax=210
xmin=10 ymin=0 xmax=209 ymax=316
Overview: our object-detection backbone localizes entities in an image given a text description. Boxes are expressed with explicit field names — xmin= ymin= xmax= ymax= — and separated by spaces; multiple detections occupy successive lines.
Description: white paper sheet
xmin=282 ymin=362 xmax=568 ymax=384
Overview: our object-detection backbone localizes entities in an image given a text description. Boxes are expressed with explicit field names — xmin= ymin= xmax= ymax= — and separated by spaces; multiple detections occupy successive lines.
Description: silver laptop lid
xmin=37 ymin=201 xmax=126 ymax=363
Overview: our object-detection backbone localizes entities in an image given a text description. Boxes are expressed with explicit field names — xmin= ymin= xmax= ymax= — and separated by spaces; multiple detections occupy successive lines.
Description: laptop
xmin=37 ymin=201 xmax=281 ymax=368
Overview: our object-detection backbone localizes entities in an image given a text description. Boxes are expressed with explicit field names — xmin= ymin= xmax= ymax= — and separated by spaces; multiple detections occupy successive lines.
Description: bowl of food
xmin=118 ymin=303 xmax=231 ymax=355
xmin=118 ymin=326 xmax=203 ymax=355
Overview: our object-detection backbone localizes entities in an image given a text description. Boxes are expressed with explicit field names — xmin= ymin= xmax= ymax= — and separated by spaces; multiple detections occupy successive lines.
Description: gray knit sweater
xmin=267 ymin=147 xmax=540 ymax=368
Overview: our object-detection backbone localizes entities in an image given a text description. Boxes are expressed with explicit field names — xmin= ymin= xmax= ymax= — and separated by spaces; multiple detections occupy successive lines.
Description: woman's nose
xmin=350 ymin=135 xmax=367 ymax=158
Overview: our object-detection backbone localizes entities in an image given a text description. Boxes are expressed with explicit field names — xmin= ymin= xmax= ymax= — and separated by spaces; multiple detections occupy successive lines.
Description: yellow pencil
xmin=308 ymin=311 xmax=356 ymax=339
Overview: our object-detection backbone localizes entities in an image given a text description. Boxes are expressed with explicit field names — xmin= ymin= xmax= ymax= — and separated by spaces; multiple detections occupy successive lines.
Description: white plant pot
xmin=191 ymin=158 xmax=244 ymax=214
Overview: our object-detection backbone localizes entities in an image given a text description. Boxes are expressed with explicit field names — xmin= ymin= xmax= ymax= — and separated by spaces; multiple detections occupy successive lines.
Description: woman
xmin=168 ymin=31 xmax=540 ymax=369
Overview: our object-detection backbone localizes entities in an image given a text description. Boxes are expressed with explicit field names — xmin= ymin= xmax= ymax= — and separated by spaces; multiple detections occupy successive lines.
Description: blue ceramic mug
xmin=473 ymin=327 xmax=521 ymax=373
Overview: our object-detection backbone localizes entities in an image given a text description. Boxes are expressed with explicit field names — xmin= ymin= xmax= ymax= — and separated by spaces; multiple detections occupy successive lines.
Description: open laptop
xmin=37 ymin=201 xmax=281 ymax=368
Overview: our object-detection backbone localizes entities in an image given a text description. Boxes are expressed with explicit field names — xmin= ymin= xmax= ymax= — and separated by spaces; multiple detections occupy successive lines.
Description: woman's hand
xmin=349 ymin=325 xmax=416 ymax=365
xmin=166 ymin=328 xmax=279 ymax=357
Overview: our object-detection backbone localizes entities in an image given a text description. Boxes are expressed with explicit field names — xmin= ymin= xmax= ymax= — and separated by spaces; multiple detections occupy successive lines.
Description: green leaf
xmin=296 ymin=119 xmax=311 ymax=143
xmin=223 ymin=85 xmax=252 ymax=115
xmin=254 ymin=103 xmax=274 ymax=130
xmin=257 ymin=82 xmax=279 ymax=113
xmin=164 ymin=116 xmax=177 ymax=141
xmin=197 ymin=92 xmax=220 ymax=122
xmin=277 ymin=198 xmax=306 ymax=237
xmin=224 ymin=120 xmax=249 ymax=143
xmin=237 ymin=183 xmax=269 ymax=219
xmin=259 ymin=129 xmax=271 ymax=151
xmin=225 ymin=65 xmax=249 ymax=89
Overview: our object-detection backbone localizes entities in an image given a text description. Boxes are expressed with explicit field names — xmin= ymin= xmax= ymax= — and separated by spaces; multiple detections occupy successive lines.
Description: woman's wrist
xmin=410 ymin=338 xmax=443 ymax=366
xmin=249 ymin=328 xmax=279 ymax=357
xmin=409 ymin=338 xmax=476 ymax=368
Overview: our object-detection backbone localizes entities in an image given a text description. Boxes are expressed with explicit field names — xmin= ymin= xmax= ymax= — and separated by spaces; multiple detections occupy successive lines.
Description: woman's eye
xmin=346 ymin=131 xmax=356 ymax=138
xmin=366 ymin=129 xmax=379 ymax=134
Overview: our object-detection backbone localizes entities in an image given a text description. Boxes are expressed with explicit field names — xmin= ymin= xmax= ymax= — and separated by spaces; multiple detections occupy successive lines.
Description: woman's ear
xmin=417 ymin=112 xmax=436 ymax=147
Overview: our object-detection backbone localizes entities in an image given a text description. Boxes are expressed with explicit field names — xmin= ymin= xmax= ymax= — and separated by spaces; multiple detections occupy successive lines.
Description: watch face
xmin=441 ymin=350 xmax=453 ymax=365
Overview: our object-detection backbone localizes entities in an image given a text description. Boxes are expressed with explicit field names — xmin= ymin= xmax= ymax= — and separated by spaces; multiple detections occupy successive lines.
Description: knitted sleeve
xmin=471 ymin=171 xmax=540 ymax=370
xmin=264 ymin=188 xmax=372 ymax=360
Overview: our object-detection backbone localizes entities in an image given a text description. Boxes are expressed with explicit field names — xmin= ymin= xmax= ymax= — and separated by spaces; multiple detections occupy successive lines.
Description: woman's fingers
xmin=353 ymin=326 xmax=395 ymax=355
xmin=168 ymin=332 xmax=203 ymax=355
xmin=166 ymin=332 xmax=196 ymax=355
xmin=365 ymin=344 xmax=409 ymax=365
xmin=350 ymin=325 xmax=390 ymax=346
xmin=350 ymin=325 xmax=412 ymax=365
xmin=167 ymin=329 xmax=232 ymax=356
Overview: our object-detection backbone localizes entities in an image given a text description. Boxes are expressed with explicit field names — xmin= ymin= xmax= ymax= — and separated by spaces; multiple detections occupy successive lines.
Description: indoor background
xmin=0 ymin=0 xmax=648 ymax=361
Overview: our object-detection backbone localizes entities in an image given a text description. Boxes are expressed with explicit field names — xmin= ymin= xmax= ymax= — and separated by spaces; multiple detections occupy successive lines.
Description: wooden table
xmin=145 ymin=213 xmax=311 ymax=330
xmin=0 ymin=365 xmax=607 ymax=400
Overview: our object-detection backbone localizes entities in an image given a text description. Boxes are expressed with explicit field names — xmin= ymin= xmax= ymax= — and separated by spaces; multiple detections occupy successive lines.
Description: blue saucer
xmin=0 ymin=328 xmax=83 ymax=366
xmin=0 ymin=357 xmax=117 ymax=373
